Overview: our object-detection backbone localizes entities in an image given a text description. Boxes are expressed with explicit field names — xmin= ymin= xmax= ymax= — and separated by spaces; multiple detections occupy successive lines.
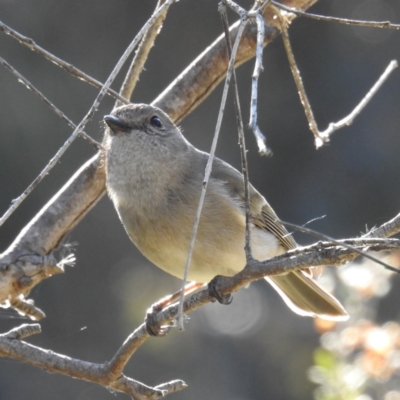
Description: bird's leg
xmin=208 ymin=275 xmax=233 ymax=305
xmin=145 ymin=282 xmax=205 ymax=336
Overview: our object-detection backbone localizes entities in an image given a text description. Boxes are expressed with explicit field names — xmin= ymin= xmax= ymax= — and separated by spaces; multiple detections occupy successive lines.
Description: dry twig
xmin=273 ymin=2 xmax=400 ymax=30
xmin=0 ymin=20 xmax=129 ymax=104
xmin=219 ymin=1 xmax=252 ymax=260
xmin=177 ymin=12 xmax=249 ymax=331
xmin=273 ymin=6 xmax=398 ymax=147
xmin=117 ymin=0 xmax=171 ymax=105
xmin=0 ymin=323 xmax=186 ymax=399
xmin=0 ymin=57 xmax=101 ymax=149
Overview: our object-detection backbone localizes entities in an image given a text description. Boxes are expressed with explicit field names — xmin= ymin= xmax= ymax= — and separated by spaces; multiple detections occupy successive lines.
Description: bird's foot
xmin=145 ymin=305 xmax=171 ymax=337
xmin=208 ymin=275 xmax=233 ymax=305
xmin=145 ymin=282 xmax=205 ymax=336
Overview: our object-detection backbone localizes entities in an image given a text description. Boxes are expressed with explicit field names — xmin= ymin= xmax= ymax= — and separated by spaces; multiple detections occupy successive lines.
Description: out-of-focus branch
xmin=117 ymin=0 xmax=170 ymax=106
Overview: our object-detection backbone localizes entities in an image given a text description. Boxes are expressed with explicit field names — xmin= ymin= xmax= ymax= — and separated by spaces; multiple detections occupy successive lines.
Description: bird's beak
xmin=104 ymin=115 xmax=130 ymax=135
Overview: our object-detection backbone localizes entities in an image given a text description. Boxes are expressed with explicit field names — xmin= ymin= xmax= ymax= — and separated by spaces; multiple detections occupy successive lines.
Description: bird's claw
xmin=145 ymin=305 xmax=171 ymax=337
xmin=208 ymin=276 xmax=233 ymax=305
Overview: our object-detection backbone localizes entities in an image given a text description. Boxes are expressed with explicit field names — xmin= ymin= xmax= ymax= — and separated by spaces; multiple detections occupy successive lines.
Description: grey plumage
xmin=104 ymin=103 xmax=348 ymax=321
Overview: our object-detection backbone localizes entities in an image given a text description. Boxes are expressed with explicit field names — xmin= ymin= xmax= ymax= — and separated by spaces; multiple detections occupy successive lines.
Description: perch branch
xmin=1 ymin=237 xmax=398 ymax=398
xmin=129 ymin=236 xmax=400 ymax=357
xmin=280 ymin=220 xmax=400 ymax=273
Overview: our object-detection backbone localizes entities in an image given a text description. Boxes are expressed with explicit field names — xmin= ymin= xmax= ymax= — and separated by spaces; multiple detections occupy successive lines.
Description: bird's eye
xmin=150 ymin=116 xmax=163 ymax=128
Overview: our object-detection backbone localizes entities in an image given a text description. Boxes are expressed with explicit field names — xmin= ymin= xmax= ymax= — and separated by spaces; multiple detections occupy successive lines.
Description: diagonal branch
xmin=117 ymin=0 xmax=171 ymax=106
xmin=0 ymin=324 xmax=186 ymax=399
xmin=0 ymin=20 xmax=129 ymax=104
xmin=0 ymin=57 xmax=101 ymax=149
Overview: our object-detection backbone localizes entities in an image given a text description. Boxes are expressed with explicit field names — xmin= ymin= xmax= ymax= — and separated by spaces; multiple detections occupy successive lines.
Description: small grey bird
xmin=104 ymin=103 xmax=348 ymax=321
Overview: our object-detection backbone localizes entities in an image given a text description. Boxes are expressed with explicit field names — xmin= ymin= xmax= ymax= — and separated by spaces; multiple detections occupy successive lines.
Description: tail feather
xmin=266 ymin=271 xmax=348 ymax=321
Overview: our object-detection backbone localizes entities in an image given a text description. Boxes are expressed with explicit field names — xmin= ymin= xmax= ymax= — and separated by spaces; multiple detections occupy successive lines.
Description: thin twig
xmin=0 ymin=325 xmax=187 ymax=399
xmin=274 ymin=6 xmax=321 ymax=143
xmin=224 ymin=0 xmax=247 ymax=17
xmin=249 ymin=12 xmax=270 ymax=155
xmin=215 ymin=0 xmax=271 ymax=155
xmin=0 ymin=0 xmax=175 ymax=228
xmin=272 ymin=2 xmax=400 ymax=30
xmin=117 ymin=0 xmax=170 ymax=106
xmin=318 ymin=60 xmax=398 ymax=144
xmin=279 ymin=220 xmax=400 ymax=274
xmin=107 ymin=325 xmax=149 ymax=378
xmin=273 ymin=6 xmax=398 ymax=148
xmin=364 ymin=211 xmax=400 ymax=240
xmin=0 ymin=20 xmax=129 ymax=104
xmin=0 ymin=57 xmax=101 ymax=149
xmin=2 ymin=324 xmax=41 ymax=340
xmin=177 ymin=16 xmax=249 ymax=331
xmin=219 ymin=2 xmax=252 ymax=260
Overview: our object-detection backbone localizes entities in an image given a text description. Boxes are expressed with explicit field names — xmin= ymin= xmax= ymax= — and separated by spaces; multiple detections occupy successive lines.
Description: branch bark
xmin=0 ymin=237 xmax=398 ymax=398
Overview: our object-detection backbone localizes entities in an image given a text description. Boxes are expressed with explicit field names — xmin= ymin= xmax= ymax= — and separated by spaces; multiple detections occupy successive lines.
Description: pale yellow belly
xmin=137 ymin=222 xmax=283 ymax=283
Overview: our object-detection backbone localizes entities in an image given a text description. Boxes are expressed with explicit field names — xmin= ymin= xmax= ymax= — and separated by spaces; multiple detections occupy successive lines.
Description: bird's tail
xmin=266 ymin=271 xmax=348 ymax=320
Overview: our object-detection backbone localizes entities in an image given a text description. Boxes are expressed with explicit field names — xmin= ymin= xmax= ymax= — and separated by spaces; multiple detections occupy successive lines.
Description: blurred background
xmin=0 ymin=0 xmax=400 ymax=399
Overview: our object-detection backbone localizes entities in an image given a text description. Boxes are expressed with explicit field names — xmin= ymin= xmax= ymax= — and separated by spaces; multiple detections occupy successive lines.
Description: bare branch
xmin=318 ymin=60 xmax=398 ymax=145
xmin=274 ymin=6 xmax=320 ymax=141
xmin=0 ymin=56 xmax=101 ymax=149
xmin=273 ymin=6 xmax=398 ymax=148
xmin=128 ymin=237 xmax=400 ymax=352
xmin=0 ymin=254 xmax=63 ymax=319
xmin=2 ymin=324 xmax=41 ymax=340
xmin=151 ymin=3 xmax=283 ymax=122
xmin=249 ymin=12 xmax=269 ymax=155
xmin=364 ymin=212 xmax=400 ymax=240
xmin=177 ymin=14 xmax=249 ymax=331
xmin=117 ymin=0 xmax=171 ymax=105
xmin=272 ymin=2 xmax=400 ymax=30
xmin=0 ymin=20 xmax=129 ymax=104
xmin=0 ymin=325 xmax=187 ymax=399
xmin=280 ymin=220 xmax=400 ymax=273
xmin=219 ymin=1 xmax=253 ymax=260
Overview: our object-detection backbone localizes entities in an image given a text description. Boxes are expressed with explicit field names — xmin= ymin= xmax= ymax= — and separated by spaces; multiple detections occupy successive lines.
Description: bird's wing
xmin=210 ymin=155 xmax=297 ymax=251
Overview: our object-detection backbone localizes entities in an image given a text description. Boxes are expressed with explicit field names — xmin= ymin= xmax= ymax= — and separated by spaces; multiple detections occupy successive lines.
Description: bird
xmin=103 ymin=103 xmax=348 ymax=325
